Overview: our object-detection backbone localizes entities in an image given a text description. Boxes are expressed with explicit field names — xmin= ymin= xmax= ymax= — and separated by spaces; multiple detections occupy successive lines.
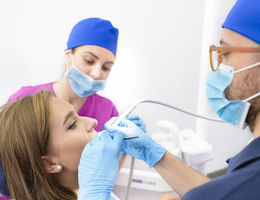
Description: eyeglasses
xmin=209 ymin=45 xmax=260 ymax=71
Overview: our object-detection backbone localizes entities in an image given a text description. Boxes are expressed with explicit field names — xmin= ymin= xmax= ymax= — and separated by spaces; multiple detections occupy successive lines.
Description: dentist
xmin=76 ymin=0 xmax=260 ymax=199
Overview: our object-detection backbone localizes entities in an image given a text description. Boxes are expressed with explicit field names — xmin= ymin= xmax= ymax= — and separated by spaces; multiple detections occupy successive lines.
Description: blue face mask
xmin=66 ymin=64 xmax=106 ymax=98
xmin=206 ymin=62 xmax=260 ymax=129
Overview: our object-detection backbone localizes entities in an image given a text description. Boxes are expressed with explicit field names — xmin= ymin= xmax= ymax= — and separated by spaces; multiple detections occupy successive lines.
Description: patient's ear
xmin=42 ymin=156 xmax=62 ymax=174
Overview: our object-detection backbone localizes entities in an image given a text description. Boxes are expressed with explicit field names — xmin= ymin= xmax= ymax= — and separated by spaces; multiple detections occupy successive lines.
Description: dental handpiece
xmin=110 ymin=99 xmax=145 ymax=140
xmin=108 ymin=98 xmax=225 ymax=140
xmin=115 ymin=98 xmax=225 ymax=200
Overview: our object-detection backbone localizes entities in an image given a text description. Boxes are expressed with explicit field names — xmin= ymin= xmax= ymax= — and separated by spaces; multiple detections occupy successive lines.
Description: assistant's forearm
xmin=118 ymin=154 xmax=126 ymax=171
xmin=154 ymin=151 xmax=211 ymax=197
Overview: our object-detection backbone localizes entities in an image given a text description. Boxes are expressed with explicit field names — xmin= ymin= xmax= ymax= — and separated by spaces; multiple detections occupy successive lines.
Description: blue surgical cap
xmin=66 ymin=18 xmax=119 ymax=56
xmin=0 ymin=161 xmax=9 ymax=197
xmin=222 ymin=0 xmax=260 ymax=44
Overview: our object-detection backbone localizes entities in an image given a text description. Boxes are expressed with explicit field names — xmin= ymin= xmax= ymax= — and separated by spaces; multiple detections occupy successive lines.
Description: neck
xmin=53 ymin=77 xmax=77 ymax=101
xmin=53 ymin=77 xmax=87 ymax=111
xmin=58 ymin=169 xmax=78 ymax=192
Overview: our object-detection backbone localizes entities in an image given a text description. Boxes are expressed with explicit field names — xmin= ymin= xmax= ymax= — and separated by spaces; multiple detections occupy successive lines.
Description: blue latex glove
xmin=105 ymin=119 xmax=166 ymax=168
xmin=106 ymin=115 xmax=147 ymax=156
xmin=78 ymin=130 xmax=125 ymax=200
xmin=126 ymin=114 xmax=147 ymax=133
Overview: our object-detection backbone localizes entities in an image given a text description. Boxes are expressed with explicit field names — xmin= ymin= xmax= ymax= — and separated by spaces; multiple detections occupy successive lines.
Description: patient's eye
xmin=68 ymin=120 xmax=78 ymax=130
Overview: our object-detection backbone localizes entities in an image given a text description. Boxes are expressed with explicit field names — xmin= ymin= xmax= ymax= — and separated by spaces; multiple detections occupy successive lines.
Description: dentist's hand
xmin=106 ymin=115 xmax=147 ymax=156
xmin=126 ymin=114 xmax=147 ymax=133
xmin=106 ymin=115 xmax=147 ymax=133
xmin=78 ymin=130 xmax=125 ymax=200
xmin=105 ymin=119 xmax=166 ymax=168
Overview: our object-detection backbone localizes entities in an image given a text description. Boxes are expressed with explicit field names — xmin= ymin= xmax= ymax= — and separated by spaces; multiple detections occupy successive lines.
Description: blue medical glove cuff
xmin=78 ymin=191 xmax=110 ymax=200
xmin=78 ymin=192 xmax=119 ymax=200
xmin=145 ymin=141 xmax=167 ymax=168
xmin=120 ymin=149 xmax=127 ymax=156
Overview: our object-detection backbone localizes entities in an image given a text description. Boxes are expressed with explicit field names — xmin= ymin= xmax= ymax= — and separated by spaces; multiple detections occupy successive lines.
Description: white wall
xmin=0 ymin=0 xmax=251 ymax=178
xmin=0 ymin=0 xmax=204 ymax=132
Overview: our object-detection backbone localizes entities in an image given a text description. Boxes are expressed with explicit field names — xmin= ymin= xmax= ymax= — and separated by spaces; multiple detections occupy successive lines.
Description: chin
xmin=224 ymin=87 xmax=233 ymax=100
xmin=89 ymin=131 xmax=97 ymax=141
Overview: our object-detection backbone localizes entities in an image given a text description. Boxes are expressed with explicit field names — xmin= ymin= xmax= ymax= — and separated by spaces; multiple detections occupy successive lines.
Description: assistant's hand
xmin=105 ymin=119 xmax=166 ymax=168
xmin=78 ymin=130 xmax=125 ymax=200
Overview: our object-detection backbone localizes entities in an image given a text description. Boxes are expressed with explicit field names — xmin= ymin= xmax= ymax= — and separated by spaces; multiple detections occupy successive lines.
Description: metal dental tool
xmin=107 ymin=98 xmax=225 ymax=200
xmin=109 ymin=98 xmax=225 ymax=140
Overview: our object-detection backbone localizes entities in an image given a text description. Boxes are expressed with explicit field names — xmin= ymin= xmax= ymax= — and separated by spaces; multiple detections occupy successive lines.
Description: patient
xmin=0 ymin=90 xmax=98 ymax=200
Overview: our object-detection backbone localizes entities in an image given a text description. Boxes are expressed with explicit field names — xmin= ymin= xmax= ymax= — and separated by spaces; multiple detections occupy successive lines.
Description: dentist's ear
xmin=42 ymin=156 xmax=63 ymax=174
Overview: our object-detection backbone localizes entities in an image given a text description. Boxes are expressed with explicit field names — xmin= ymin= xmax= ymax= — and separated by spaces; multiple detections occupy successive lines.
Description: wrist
xmin=78 ymin=190 xmax=111 ymax=200
xmin=78 ymin=179 xmax=113 ymax=200
xmin=145 ymin=141 xmax=166 ymax=168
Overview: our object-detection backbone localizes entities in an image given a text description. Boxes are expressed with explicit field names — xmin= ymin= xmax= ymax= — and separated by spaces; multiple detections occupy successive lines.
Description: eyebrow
xmin=82 ymin=51 xmax=99 ymax=59
xmin=104 ymin=61 xmax=115 ymax=65
xmin=63 ymin=111 xmax=74 ymax=126
xmin=219 ymin=39 xmax=229 ymax=46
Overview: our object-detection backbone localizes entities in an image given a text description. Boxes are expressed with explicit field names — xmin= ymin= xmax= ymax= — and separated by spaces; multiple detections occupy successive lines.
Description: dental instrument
xmin=110 ymin=98 xmax=225 ymax=140
xmin=108 ymin=98 xmax=225 ymax=200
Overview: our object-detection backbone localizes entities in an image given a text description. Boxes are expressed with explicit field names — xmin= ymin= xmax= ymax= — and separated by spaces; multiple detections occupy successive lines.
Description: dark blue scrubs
xmin=182 ymin=137 xmax=260 ymax=200
xmin=0 ymin=161 xmax=9 ymax=197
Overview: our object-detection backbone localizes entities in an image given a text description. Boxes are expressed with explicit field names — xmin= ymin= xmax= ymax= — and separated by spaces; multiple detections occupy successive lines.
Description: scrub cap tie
xmin=66 ymin=18 xmax=119 ymax=56
xmin=222 ymin=0 xmax=260 ymax=44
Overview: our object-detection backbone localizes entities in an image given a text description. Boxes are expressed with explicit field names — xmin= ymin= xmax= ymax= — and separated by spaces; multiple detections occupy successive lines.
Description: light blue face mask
xmin=206 ymin=62 xmax=260 ymax=129
xmin=67 ymin=64 xmax=106 ymax=98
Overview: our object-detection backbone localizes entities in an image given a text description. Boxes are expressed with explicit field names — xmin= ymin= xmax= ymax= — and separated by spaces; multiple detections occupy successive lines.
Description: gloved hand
xmin=126 ymin=114 xmax=147 ymax=133
xmin=105 ymin=119 xmax=166 ymax=168
xmin=106 ymin=115 xmax=147 ymax=156
xmin=78 ymin=130 xmax=125 ymax=200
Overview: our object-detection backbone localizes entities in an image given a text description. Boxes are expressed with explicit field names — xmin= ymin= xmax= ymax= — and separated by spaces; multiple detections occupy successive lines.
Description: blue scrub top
xmin=182 ymin=137 xmax=260 ymax=200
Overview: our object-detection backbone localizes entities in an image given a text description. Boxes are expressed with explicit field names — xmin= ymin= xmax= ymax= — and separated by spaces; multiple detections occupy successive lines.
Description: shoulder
xmin=90 ymin=93 xmax=116 ymax=107
xmin=86 ymin=93 xmax=118 ymax=117
xmin=8 ymin=82 xmax=53 ymax=103
xmin=182 ymin=165 xmax=260 ymax=200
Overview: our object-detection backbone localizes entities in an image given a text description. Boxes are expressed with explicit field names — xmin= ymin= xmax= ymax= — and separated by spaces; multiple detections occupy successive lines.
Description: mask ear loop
xmin=65 ymin=53 xmax=74 ymax=75
xmin=65 ymin=61 xmax=69 ymax=75
xmin=243 ymin=92 xmax=260 ymax=102
xmin=232 ymin=62 xmax=260 ymax=103
xmin=234 ymin=62 xmax=260 ymax=74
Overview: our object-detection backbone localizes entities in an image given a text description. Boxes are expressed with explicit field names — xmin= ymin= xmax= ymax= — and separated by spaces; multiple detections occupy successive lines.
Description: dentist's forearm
xmin=154 ymin=151 xmax=211 ymax=197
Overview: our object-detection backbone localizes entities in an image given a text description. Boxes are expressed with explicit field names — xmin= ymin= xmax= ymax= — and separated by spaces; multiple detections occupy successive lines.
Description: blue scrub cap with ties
xmin=66 ymin=18 xmax=119 ymax=56
xmin=222 ymin=0 xmax=260 ymax=44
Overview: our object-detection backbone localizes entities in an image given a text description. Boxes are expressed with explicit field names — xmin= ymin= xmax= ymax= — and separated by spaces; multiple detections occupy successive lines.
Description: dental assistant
xmin=75 ymin=0 xmax=260 ymax=199
xmin=0 ymin=17 xmax=146 ymax=199
xmin=7 ymin=17 xmax=119 ymax=132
